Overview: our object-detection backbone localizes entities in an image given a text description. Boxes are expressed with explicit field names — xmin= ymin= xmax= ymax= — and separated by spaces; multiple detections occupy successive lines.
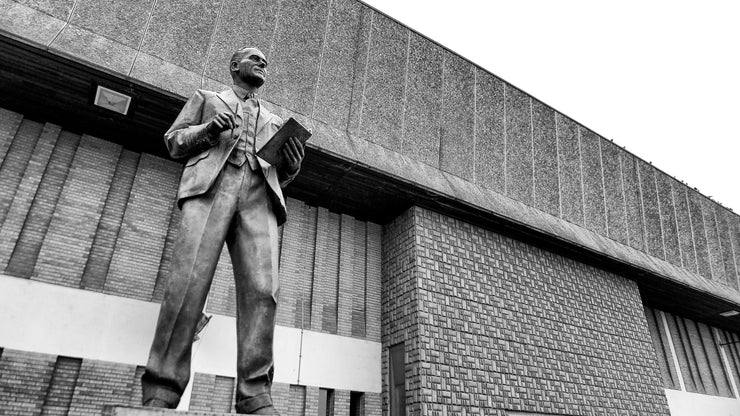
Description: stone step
xmin=102 ymin=405 xmax=252 ymax=415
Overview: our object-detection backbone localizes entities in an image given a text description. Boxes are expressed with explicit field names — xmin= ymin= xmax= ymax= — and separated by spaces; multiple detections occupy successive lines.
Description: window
xmin=389 ymin=343 xmax=405 ymax=416
xmin=350 ymin=391 xmax=364 ymax=416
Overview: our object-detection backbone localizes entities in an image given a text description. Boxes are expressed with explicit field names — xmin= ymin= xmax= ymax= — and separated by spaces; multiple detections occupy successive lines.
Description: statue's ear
xmin=230 ymin=60 xmax=239 ymax=73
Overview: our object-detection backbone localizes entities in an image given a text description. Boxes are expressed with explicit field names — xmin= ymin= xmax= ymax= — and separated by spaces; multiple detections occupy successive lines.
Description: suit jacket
xmin=164 ymin=88 xmax=297 ymax=225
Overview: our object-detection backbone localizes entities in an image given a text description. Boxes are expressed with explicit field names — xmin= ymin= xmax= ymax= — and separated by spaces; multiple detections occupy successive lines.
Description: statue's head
xmin=229 ymin=47 xmax=267 ymax=88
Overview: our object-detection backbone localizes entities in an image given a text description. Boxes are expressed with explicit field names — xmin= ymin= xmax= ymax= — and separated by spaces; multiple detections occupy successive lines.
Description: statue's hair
xmin=230 ymin=47 xmax=255 ymax=66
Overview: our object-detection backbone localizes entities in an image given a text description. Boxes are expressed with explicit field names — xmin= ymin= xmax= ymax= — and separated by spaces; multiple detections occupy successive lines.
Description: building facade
xmin=1 ymin=1 xmax=740 ymax=415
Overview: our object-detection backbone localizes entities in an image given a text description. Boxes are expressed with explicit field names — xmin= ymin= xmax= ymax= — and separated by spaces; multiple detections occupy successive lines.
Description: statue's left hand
xmin=283 ymin=136 xmax=304 ymax=174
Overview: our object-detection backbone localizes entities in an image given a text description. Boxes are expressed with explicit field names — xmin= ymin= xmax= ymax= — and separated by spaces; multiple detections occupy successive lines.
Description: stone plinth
xmin=102 ymin=405 xmax=247 ymax=415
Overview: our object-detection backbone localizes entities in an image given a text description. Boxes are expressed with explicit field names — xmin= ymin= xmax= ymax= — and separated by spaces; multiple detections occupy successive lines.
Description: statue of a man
xmin=141 ymin=47 xmax=304 ymax=415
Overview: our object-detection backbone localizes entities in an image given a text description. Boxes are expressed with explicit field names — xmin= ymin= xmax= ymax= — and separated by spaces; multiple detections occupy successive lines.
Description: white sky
xmin=362 ymin=0 xmax=740 ymax=214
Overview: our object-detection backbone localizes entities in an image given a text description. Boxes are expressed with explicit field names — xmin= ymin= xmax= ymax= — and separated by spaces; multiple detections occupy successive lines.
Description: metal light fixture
xmin=93 ymin=85 xmax=132 ymax=115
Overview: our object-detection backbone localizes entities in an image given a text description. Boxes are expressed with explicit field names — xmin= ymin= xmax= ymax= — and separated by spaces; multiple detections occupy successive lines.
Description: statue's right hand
xmin=206 ymin=111 xmax=236 ymax=141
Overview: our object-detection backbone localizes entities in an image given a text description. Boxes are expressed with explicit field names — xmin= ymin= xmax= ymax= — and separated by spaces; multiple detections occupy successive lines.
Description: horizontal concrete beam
xmin=0 ymin=274 xmax=381 ymax=393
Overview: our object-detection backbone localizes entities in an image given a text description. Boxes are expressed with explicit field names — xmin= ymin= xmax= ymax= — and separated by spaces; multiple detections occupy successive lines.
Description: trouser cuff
xmin=235 ymin=393 xmax=273 ymax=414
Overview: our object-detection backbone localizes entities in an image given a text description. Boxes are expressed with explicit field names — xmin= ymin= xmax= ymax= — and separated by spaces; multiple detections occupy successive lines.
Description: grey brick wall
xmin=0 ymin=107 xmax=381 ymax=343
xmin=0 ymin=350 xmax=374 ymax=415
xmin=382 ymin=206 xmax=671 ymax=415
xmin=0 ymin=107 xmax=382 ymax=415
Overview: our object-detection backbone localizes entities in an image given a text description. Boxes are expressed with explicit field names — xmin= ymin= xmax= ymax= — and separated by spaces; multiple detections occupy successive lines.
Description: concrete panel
xmin=672 ymin=181 xmax=698 ymax=273
xmin=439 ymin=51 xmax=475 ymax=180
xmin=532 ymin=99 xmax=559 ymax=217
xmin=580 ymin=129 xmax=606 ymax=235
xmin=13 ymin=0 xmax=73 ymax=20
xmin=474 ymin=70 xmax=505 ymax=194
xmin=312 ymin=0 xmax=366 ymax=129
xmin=0 ymin=0 xmax=66 ymax=47
xmin=130 ymin=52 xmax=201 ymax=98
xmin=601 ymin=141 xmax=627 ymax=244
xmin=621 ymin=151 xmax=645 ymax=251
xmin=261 ymin=0 xmax=329 ymax=117
xmin=345 ymin=7 xmax=373 ymax=137
xmin=688 ymin=189 xmax=713 ymax=279
xmin=702 ymin=198 xmax=727 ymax=284
xmin=202 ymin=0 xmax=279 ymax=85
xmin=556 ymin=114 xmax=583 ymax=225
xmin=730 ymin=216 xmax=740 ymax=289
xmin=300 ymin=330 xmax=381 ymax=392
xmin=69 ymin=0 xmax=153 ymax=48
xmin=716 ymin=207 xmax=739 ymax=289
xmin=400 ymin=32 xmax=442 ymax=168
xmin=195 ymin=317 xmax=303 ymax=384
xmin=657 ymin=172 xmax=681 ymax=267
xmin=140 ymin=0 xmax=222 ymax=73
xmin=201 ymin=77 xmax=229 ymax=95
xmin=357 ymin=13 xmax=408 ymax=152
xmin=665 ymin=389 xmax=740 ymax=416
xmin=504 ymin=85 xmax=533 ymax=206
xmin=0 ymin=274 xmax=157 ymax=364
xmin=638 ymin=161 xmax=664 ymax=260
xmin=51 ymin=25 xmax=137 ymax=75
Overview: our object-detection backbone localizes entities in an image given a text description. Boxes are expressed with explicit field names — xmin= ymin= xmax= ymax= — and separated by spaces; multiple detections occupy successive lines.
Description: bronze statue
xmin=141 ymin=47 xmax=304 ymax=415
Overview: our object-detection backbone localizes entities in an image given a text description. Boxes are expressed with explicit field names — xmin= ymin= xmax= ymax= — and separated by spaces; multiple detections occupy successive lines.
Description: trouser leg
xmin=229 ymin=169 xmax=280 ymax=414
xmin=142 ymin=167 xmax=239 ymax=407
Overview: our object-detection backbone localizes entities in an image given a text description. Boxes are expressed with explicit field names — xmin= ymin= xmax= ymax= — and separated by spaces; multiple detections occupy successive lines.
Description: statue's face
xmin=231 ymin=48 xmax=268 ymax=87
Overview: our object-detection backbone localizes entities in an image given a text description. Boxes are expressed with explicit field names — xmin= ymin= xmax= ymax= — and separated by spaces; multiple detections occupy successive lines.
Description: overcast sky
xmin=362 ymin=0 xmax=740 ymax=214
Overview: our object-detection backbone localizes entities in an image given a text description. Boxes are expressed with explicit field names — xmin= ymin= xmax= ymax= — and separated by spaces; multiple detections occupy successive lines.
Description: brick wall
xmin=0 ymin=108 xmax=382 ymax=414
xmin=382 ymin=206 xmax=672 ymax=415
xmin=381 ymin=209 xmax=422 ymax=415
xmin=0 ymin=108 xmax=381 ymax=343
xmin=189 ymin=372 xmax=234 ymax=413
xmin=0 ymin=349 xmax=55 ymax=415
xmin=0 ymin=349 xmax=378 ymax=415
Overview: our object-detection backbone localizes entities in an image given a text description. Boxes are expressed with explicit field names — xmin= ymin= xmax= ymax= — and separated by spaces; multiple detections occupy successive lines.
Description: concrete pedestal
xmin=102 ymin=405 xmax=251 ymax=415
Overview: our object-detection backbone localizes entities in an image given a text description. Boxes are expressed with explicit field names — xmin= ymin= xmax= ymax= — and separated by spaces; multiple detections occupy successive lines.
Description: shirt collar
xmin=232 ymin=85 xmax=256 ymax=101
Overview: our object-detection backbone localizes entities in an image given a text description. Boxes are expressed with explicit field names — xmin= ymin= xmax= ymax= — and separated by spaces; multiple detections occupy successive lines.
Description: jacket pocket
xmin=185 ymin=149 xmax=210 ymax=167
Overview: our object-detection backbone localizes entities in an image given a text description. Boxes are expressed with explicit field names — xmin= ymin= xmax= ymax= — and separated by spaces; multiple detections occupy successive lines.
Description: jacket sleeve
xmin=164 ymin=90 xmax=216 ymax=159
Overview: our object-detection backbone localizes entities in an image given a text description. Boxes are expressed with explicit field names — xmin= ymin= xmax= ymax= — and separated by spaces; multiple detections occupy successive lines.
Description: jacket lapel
xmin=255 ymin=99 xmax=272 ymax=136
xmin=254 ymin=99 xmax=274 ymax=150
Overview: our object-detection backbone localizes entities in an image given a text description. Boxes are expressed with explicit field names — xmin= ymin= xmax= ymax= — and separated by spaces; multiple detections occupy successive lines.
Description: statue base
xmin=102 ymin=405 xmax=249 ymax=415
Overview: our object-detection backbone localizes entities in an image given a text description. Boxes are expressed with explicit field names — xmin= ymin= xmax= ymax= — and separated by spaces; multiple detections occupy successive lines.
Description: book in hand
xmin=256 ymin=117 xmax=311 ymax=171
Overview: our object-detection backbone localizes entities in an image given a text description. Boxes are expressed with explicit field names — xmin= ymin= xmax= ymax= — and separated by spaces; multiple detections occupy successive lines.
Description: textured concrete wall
xmin=382 ymin=206 xmax=672 ymax=415
xmin=2 ymin=0 xmax=738 ymax=304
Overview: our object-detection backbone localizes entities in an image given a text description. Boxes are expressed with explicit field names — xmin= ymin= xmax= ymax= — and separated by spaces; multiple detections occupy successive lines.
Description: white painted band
xmin=0 ymin=275 xmax=381 ymax=393
xmin=665 ymin=389 xmax=740 ymax=416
